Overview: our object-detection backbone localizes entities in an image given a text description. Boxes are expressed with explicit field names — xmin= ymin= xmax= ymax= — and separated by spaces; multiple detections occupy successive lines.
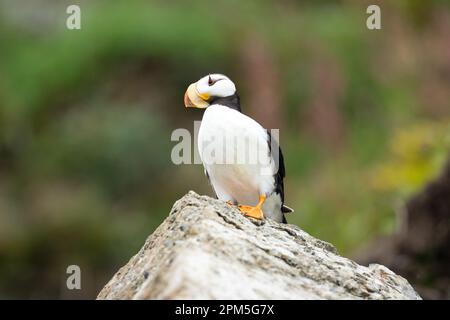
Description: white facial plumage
xmin=195 ymin=74 xmax=236 ymax=99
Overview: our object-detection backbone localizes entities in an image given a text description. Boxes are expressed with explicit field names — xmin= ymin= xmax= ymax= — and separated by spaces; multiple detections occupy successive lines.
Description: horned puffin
xmin=184 ymin=74 xmax=293 ymax=223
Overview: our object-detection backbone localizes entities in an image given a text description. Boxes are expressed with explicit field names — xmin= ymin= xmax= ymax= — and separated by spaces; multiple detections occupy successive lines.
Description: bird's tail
xmin=281 ymin=204 xmax=294 ymax=213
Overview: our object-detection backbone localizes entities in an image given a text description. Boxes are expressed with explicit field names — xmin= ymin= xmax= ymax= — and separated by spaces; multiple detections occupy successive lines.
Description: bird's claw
xmin=238 ymin=205 xmax=264 ymax=220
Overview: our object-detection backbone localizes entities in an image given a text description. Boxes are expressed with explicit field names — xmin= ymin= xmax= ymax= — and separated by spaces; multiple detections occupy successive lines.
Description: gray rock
xmin=97 ymin=191 xmax=421 ymax=300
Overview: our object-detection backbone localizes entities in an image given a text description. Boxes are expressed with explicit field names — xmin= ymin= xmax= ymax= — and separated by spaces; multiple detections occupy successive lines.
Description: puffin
xmin=184 ymin=74 xmax=293 ymax=223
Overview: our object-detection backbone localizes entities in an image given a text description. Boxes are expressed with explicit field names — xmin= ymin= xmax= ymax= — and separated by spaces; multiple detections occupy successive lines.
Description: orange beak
xmin=184 ymin=91 xmax=194 ymax=108
xmin=184 ymin=83 xmax=210 ymax=109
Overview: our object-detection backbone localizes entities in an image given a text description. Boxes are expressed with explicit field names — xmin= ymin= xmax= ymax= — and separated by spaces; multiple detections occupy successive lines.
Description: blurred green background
xmin=0 ymin=0 xmax=449 ymax=299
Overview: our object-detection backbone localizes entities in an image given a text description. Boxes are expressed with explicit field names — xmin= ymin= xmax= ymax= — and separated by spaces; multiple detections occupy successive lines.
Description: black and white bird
xmin=184 ymin=74 xmax=293 ymax=223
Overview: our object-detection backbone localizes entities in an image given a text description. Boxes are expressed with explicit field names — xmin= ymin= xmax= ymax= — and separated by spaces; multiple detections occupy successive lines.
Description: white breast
xmin=198 ymin=105 xmax=276 ymax=207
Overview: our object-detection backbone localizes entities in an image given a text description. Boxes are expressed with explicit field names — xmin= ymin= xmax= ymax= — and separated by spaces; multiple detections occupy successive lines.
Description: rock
xmin=97 ymin=191 xmax=421 ymax=300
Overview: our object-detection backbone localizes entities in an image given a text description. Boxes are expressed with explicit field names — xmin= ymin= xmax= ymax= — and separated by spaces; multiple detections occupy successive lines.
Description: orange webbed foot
xmin=238 ymin=204 xmax=264 ymax=220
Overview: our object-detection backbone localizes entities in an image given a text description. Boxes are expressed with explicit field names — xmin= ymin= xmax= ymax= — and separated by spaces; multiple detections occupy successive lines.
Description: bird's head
xmin=184 ymin=74 xmax=236 ymax=109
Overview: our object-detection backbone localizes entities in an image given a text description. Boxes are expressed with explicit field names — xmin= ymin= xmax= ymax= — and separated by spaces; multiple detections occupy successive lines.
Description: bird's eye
xmin=208 ymin=75 xmax=214 ymax=86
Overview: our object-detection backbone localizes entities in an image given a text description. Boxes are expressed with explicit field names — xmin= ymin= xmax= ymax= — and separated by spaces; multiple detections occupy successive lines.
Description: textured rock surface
xmin=97 ymin=191 xmax=421 ymax=300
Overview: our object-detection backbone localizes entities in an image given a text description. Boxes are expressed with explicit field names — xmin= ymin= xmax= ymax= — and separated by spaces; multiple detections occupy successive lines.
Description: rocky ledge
xmin=97 ymin=191 xmax=421 ymax=300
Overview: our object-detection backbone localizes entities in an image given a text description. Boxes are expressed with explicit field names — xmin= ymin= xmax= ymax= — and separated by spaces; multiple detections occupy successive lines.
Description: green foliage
xmin=0 ymin=0 xmax=449 ymax=298
xmin=369 ymin=121 xmax=450 ymax=197
xmin=25 ymin=104 xmax=171 ymax=194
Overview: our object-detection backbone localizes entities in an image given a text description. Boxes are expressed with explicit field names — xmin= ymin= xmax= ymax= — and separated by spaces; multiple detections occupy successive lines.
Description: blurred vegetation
xmin=0 ymin=0 xmax=449 ymax=298
xmin=370 ymin=121 xmax=450 ymax=196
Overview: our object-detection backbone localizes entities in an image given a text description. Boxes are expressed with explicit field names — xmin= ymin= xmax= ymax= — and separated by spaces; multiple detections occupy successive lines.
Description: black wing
xmin=204 ymin=168 xmax=219 ymax=199
xmin=267 ymin=130 xmax=293 ymax=217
